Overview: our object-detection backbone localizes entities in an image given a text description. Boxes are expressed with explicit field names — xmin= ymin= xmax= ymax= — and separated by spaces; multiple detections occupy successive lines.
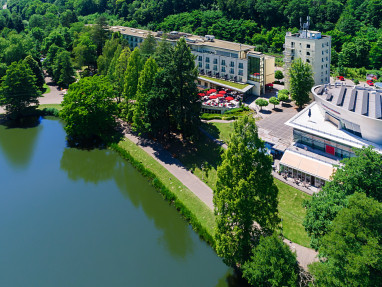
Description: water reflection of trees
xmin=60 ymin=147 xmax=194 ymax=258
xmin=0 ymin=116 xmax=42 ymax=169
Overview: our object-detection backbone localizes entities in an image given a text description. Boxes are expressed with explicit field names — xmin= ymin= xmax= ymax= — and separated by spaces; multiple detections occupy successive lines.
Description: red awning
xmin=218 ymin=90 xmax=226 ymax=94
xmin=225 ymin=96 xmax=234 ymax=101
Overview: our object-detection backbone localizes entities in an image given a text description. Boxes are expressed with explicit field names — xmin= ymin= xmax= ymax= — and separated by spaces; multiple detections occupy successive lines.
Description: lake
xmin=0 ymin=117 xmax=235 ymax=287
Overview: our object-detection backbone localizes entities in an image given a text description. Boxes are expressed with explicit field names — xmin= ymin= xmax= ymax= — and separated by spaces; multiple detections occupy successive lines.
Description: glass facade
xmin=293 ymin=129 xmax=354 ymax=159
xmin=247 ymin=56 xmax=261 ymax=82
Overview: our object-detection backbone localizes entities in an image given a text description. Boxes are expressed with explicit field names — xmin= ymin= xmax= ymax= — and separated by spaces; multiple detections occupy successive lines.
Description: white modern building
xmin=278 ymin=83 xmax=382 ymax=188
xmin=109 ymin=26 xmax=275 ymax=96
xmin=284 ymin=22 xmax=331 ymax=87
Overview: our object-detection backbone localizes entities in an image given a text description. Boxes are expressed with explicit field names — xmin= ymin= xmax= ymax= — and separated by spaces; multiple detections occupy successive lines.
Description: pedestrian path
xmin=121 ymin=126 xmax=318 ymax=269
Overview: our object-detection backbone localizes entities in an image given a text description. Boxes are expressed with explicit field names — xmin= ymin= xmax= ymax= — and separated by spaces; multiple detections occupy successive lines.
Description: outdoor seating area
xmin=199 ymin=88 xmax=243 ymax=114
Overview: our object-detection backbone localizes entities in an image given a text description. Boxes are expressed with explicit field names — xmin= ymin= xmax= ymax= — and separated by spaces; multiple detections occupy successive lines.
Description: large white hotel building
xmin=110 ymin=26 xmax=275 ymax=96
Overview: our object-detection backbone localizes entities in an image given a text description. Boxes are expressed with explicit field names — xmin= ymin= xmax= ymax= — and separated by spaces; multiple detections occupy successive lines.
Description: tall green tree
xmin=97 ymin=36 xmax=121 ymax=75
xmin=60 ymin=76 xmax=116 ymax=145
xmin=304 ymin=146 xmax=382 ymax=250
xmin=214 ymin=115 xmax=279 ymax=267
xmin=73 ymin=33 xmax=97 ymax=69
xmin=52 ymin=50 xmax=75 ymax=88
xmin=171 ymin=37 xmax=200 ymax=137
xmin=0 ymin=61 xmax=41 ymax=118
xmin=133 ymin=57 xmax=159 ymax=133
xmin=288 ymin=58 xmax=314 ymax=109
xmin=288 ymin=58 xmax=314 ymax=108
xmin=310 ymin=192 xmax=382 ymax=287
xmin=23 ymin=55 xmax=45 ymax=91
xmin=92 ymin=16 xmax=109 ymax=56
xmin=242 ymin=233 xmax=299 ymax=287
xmin=140 ymin=32 xmax=157 ymax=60
xmin=123 ymin=48 xmax=143 ymax=99
xmin=113 ymin=47 xmax=130 ymax=102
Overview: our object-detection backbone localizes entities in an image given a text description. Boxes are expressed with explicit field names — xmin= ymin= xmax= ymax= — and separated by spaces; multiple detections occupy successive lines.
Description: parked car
xmin=337 ymin=76 xmax=345 ymax=81
xmin=367 ymin=80 xmax=374 ymax=86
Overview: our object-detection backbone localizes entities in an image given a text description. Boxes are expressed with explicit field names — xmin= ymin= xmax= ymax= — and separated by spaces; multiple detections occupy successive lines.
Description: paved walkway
xmin=123 ymin=125 xmax=317 ymax=269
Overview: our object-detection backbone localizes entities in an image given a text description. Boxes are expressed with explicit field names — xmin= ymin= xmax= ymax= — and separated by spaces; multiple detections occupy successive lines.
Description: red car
xmin=367 ymin=80 xmax=374 ymax=86
xmin=337 ymin=76 xmax=345 ymax=81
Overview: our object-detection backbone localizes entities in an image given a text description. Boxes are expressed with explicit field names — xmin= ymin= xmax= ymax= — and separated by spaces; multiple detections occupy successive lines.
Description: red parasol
xmin=209 ymin=95 xmax=218 ymax=99
xmin=206 ymin=90 xmax=213 ymax=94
xmin=198 ymin=93 xmax=206 ymax=97
xmin=209 ymin=89 xmax=217 ymax=93
xmin=218 ymin=90 xmax=226 ymax=94
xmin=225 ymin=96 xmax=234 ymax=101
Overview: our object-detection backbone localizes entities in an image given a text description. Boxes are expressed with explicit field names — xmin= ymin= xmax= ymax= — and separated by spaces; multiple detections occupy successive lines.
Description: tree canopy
xmin=304 ymin=146 xmax=382 ymax=250
xmin=288 ymin=58 xmax=314 ymax=109
xmin=214 ymin=115 xmax=279 ymax=267
xmin=310 ymin=192 xmax=382 ymax=287
xmin=0 ymin=60 xmax=40 ymax=118
xmin=60 ymin=76 xmax=117 ymax=146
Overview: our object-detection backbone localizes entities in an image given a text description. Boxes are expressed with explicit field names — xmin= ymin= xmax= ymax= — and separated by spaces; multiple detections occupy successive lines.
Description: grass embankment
xmin=38 ymin=104 xmax=63 ymax=111
xmin=43 ymin=84 xmax=51 ymax=94
xmin=181 ymin=121 xmax=312 ymax=247
xmin=111 ymin=139 xmax=216 ymax=245
xmin=199 ymin=75 xmax=249 ymax=90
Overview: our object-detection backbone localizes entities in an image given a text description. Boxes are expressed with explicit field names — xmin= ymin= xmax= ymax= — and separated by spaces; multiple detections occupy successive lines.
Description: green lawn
xmin=38 ymin=104 xmax=63 ymax=111
xmin=43 ymin=83 xmax=51 ymax=94
xmin=199 ymin=75 xmax=249 ymax=89
xmin=275 ymin=179 xmax=311 ymax=247
xmin=117 ymin=138 xmax=216 ymax=237
xmin=177 ymin=123 xmax=312 ymax=248
xmin=201 ymin=122 xmax=234 ymax=143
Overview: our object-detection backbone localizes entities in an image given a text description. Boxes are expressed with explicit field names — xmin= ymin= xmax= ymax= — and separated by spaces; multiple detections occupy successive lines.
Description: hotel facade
xmin=110 ymin=26 xmax=275 ymax=96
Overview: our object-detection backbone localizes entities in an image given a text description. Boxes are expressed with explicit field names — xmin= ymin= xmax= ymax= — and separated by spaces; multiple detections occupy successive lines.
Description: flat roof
xmin=110 ymin=26 xmax=258 ymax=53
xmin=285 ymin=102 xmax=382 ymax=154
xmin=280 ymin=150 xmax=335 ymax=181
xmin=198 ymin=76 xmax=253 ymax=93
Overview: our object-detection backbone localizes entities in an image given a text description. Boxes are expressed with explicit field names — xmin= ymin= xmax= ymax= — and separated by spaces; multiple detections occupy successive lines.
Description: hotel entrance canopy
xmin=280 ymin=150 xmax=335 ymax=181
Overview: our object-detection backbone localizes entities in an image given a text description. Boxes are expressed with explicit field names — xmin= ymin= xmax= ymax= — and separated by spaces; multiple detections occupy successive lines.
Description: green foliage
xmin=214 ymin=116 xmax=279 ymax=266
xmin=73 ymin=33 xmax=97 ymax=69
xmin=310 ymin=192 xmax=382 ymax=287
xmin=274 ymin=70 xmax=284 ymax=80
xmin=139 ymin=32 xmax=156 ymax=60
xmin=289 ymin=58 xmax=314 ymax=109
xmin=0 ymin=60 xmax=41 ymax=118
xmin=269 ymin=96 xmax=280 ymax=108
xmin=278 ymin=90 xmax=290 ymax=104
xmin=133 ymin=57 xmax=159 ymax=133
xmin=52 ymin=50 xmax=75 ymax=88
xmin=60 ymin=76 xmax=116 ymax=145
xmin=97 ymin=36 xmax=121 ymax=75
xmin=304 ymin=146 xmax=382 ymax=250
xmin=255 ymin=98 xmax=268 ymax=110
xmin=123 ymin=48 xmax=143 ymax=100
xmin=242 ymin=233 xmax=299 ymax=287
xmin=23 ymin=55 xmax=45 ymax=91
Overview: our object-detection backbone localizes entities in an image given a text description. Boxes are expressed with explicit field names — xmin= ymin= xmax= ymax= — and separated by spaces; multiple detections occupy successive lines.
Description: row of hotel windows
xmin=198 ymin=56 xmax=243 ymax=68
xmin=291 ymin=42 xmax=329 ymax=48
xmin=198 ymin=63 xmax=244 ymax=75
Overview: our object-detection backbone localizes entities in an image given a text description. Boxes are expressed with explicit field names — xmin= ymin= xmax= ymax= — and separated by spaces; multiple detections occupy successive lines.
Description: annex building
xmin=109 ymin=26 xmax=275 ymax=96
xmin=279 ymin=83 xmax=382 ymax=189
xmin=284 ymin=18 xmax=331 ymax=87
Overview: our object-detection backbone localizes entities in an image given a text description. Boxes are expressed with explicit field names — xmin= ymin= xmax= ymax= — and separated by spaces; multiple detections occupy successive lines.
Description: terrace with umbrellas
xmin=199 ymin=88 xmax=244 ymax=114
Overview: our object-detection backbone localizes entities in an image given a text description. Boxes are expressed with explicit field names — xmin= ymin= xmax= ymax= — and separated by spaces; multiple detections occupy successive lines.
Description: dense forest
xmin=1 ymin=0 xmax=381 ymax=73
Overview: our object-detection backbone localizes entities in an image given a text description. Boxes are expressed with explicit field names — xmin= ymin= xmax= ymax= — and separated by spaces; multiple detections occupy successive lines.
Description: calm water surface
xmin=0 ymin=117 xmax=234 ymax=287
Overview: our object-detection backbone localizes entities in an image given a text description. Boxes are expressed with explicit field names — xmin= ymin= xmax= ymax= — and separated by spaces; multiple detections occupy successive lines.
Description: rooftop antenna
xmin=300 ymin=17 xmax=302 ymax=30
xmin=307 ymin=16 xmax=310 ymax=31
